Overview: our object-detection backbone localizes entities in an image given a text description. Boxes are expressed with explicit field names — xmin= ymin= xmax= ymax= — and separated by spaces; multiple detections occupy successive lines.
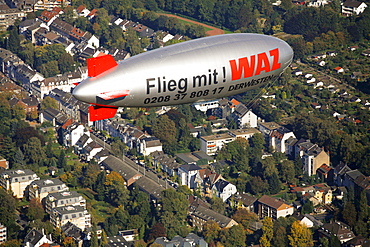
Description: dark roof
xmin=234 ymin=192 xmax=257 ymax=207
xmin=189 ymin=204 xmax=235 ymax=228
xmin=213 ymin=179 xmax=231 ymax=191
xmin=61 ymin=222 xmax=84 ymax=240
xmin=179 ymin=164 xmax=202 ymax=172
xmin=106 ymin=236 xmax=132 ymax=247
xmin=101 ymin=155 xmax=142 ymax=182
xmin=343 ymin=0 xmax=364 ymax=7
xmin=24 ymin=229 xmax=50 ymax=246
xmin=132 ymin=176 xmax=164 ymax=200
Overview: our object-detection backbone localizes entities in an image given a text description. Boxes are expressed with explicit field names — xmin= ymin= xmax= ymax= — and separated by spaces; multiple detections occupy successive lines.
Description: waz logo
xmin=229 ymin=48 xmax=281 ymax=81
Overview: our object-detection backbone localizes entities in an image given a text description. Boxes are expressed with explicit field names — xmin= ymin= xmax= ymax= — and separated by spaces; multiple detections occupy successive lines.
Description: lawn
xmin=76 ymin=188 xmax=115 ymax=223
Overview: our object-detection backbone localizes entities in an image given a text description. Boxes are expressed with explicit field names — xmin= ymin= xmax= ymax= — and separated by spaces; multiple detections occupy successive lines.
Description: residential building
xmin=257 ymin=195 xmax=294 ymax=219
xmin=211 ymin=179 xmax=237 ymax=202
xmin=152 ymin=151 xmax=179 ymax=177
xmin=44 ymin=191 xmax=86 ymax=214
xmin=61 ymin=122 xmax=85 ymax=147
xmin=291 ymin=213 xmax=323 ymax=228
xmin=194 ymin=169 xmax=223 ymax=197
xmin=34 ymin=0 xmax=71 ymax=11
xmin=9 ymin=96 xmax=39 ymax=115
xmin=232 ymin=192 xmax=257 ymax=212
xmin=0 ymin=156 xmax=9 ymax=169
xmin=259 ymin=122 xmax=296 ymax=153
xmin=200 ymin=133 xmax=235 ymax=156
xmin=23 ymin=229 xmax=53 ymax=247
xmin=188 ymin=202 xmax=238 ymax=230
xmin=193 ymin=99 xmax=219 ymax=112
xmin=270 ymin=126 xmax=295 ymax=153
xmin=0 ymin=169 xmax=40 ymax=198
xmin=178 ymin=164 xmax=202 ymax=189
xmin=138 ymin=136 xmax=162 ymax=156
xmin=0 ymin=223 xmax=6 ymax=244
xmin=301 ymin=145 xmax=330 ymax=177
xmin=100 ymin=155 xmax=142 ymax=186
xmin=106 ymin=236 xmax=131 ymax=247
xmin=319 ymin=221 xmax=355 ymax=244
xmin=81 ymin=141 xmax=103 ymax=161
xmin=175 ymin=151 xmax=214 ymax=166
xmin=153 ymin=233 xmax=208 ymax=247
xmin=28 ymin=178 xmax=69 ymax=201
xmin=342 ymin=0 xmax=368 ymax=16
xmin=60 ymin=222 xmax=84 ymax=247
xmin=51 ymin=206 xmax=91 ymax=231
xmin=0 ymin=4 xmax=26 ymax=31
xmin=230 ymin=103 xmax=258 ymax=128
xmin=229 ymin=128 xmax=261 ymax=140
xmin=307 ymin=0 xmax=329 ymax=7
xmin=290 ymin=139 xmax=330 ymax=176
xmin=118 ymin=229 xmax=138 ymax=242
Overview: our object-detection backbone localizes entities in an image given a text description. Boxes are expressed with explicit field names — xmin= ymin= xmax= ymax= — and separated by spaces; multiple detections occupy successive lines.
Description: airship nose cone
xmin=72 ymin=83 xmax=92 ymax=103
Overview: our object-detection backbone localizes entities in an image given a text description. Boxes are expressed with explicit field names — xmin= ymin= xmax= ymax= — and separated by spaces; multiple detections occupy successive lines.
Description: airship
xmin=72 ymin=33 xmax=293 ymax=121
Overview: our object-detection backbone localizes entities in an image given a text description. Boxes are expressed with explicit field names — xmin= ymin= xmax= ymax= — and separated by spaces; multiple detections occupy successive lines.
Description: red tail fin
xmin=89 ymin=105 xmax=118 ymax=121
xmin=87 ymin=55 xmax=118 ymax=77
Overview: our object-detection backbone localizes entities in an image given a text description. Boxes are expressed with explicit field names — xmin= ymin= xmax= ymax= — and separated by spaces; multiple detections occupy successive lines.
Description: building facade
xmin=0 ymin=169 xmax=40 ymax=198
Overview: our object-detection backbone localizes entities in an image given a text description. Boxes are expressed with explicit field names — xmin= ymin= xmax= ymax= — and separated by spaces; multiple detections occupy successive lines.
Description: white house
xmin=24 ymin=229 xmax=53 ymax=247
xmin=212 ymin=179 xmax=237 ymax=202
xmin=138 ymin=136 xmax=162 ymax=156
xmin=342 ymin=0 xmax=368 ymax=16
xmin=230 ymin=103 xmax=258 ymax=128
xmin=62 ymin=123 xmax=86 ymax=147
xmin=178 ymin=164 xmax=202 ymax=189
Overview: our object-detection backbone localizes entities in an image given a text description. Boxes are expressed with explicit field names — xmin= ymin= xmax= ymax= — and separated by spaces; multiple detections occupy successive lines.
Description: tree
xmin=90 ymin=224 xmax=99 ymax=247
xmin=202 ymin=220 xmax=220 ymax=243
xmin=58 ymin=53 xmax=75 ymax=73
xmin=159 ymin=189 xmax=189 ymax=238
xmin=279 ymin=160 xmax=295 ymax=183
xmin=0 ymin=188 xmax=17 ymax=227
xmin=104 ymin=171 xmax=129 ymax=206
xmin=147 ymin=222 xmax=166 ymax=241
xmin=152 ymin=114 xmax=177 ymax=144
xmin=63 ymin=236 xmax=77 ymax=247
xmin=11 ymin=104 xmax=26 ymax=120
xmin=7 ymin=26 xmax=20 ymax=53
xmin=40 ymin=60 xmax=60 ymax=77
xmin=232 ymin=208 xmax=258 ymax=230
xmin=342 ymin=202 xmax=356 ymax=228
xmin=301 ymin=201 xmax=314 ymax=214
xmin=57 ymin=149 xmax=67 ymax=169
xmin=26 ymin=198 xmax=45 ymax=221
xmin=260 ymin=217 xmax=273 ymax=247
xmin=23 ymin=137 xmax=46 ymax=164
xmin=220 ymin=224 xmax=246 ymax=247
xmin=40 ymin=96 xmax=59 ymax=110
xmin=288 ymin=221 xmax=313 ymax=247
xmin=209 ymin=196 xmax=226 ymax=214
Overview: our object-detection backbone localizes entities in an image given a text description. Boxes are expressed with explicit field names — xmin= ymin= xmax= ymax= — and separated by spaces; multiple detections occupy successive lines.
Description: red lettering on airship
xmin=229 ymin=48 xmax=281 ymax=81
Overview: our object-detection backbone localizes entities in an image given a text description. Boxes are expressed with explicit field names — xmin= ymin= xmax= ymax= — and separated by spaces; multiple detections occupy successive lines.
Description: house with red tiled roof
xmin=316 ymin=164 xmax=333 ymax=183
xmin=76 ymin=5 xmax=90 ymax=17
xmin=334 ymin=66 xmax=344 ymax=73
xmin=87 ymin=9 xmax=97 ymax=20
xmin=257 ymin=195 xmax=294 ymax=219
